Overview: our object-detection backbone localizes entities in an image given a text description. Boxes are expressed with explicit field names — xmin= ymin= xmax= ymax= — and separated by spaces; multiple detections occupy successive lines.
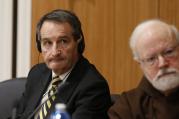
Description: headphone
xmin=36 ymin=33 xmax=41 ymax=52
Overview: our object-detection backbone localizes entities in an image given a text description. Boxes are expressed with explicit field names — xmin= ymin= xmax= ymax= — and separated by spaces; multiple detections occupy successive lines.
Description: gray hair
xmin=129 ymin=19 xmax=179 ymax=61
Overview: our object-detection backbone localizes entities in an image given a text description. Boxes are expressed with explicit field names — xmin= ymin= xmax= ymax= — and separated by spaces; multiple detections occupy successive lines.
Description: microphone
xmin=27 ymin=82 xmax=68 ymax=119
xmin=11 ymin=107 xmax=17 ymax=119
xmin=11 ymin=99 xmax=20 ymax=119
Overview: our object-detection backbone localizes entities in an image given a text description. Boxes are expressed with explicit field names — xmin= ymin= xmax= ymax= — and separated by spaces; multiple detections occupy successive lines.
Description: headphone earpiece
xmin=77 ymin=35 xmax=82 ymax=43
xmin=36 ymin=34 xmax=42 ymax=52
xmin=37 ymin=40 xmax=41 ymax=52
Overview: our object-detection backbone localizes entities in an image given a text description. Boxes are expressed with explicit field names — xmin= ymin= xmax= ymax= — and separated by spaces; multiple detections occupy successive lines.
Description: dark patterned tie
xmin=37 ymin=76 xmax=62 ymax=119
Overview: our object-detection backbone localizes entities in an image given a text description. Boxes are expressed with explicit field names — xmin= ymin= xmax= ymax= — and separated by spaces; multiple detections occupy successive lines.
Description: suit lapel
xmin=27 ymin=64 xmax=52 ymax=113
xmin=36 ymin=69 xmax=51 ymax=105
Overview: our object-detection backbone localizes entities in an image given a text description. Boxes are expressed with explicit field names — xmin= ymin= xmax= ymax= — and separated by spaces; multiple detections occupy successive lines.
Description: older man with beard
xmin=108 ymin=19 xmax=179 ymax=119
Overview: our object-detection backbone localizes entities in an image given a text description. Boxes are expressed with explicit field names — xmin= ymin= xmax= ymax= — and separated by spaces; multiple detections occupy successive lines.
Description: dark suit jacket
xmin=15 ymin=56 xmax=112 ymax=119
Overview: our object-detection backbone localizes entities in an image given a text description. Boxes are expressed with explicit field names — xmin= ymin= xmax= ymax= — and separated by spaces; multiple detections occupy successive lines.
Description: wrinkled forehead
xmin=140 ymin=22 xmax=171 ymax=40
xmin=138 ymin=22 xmax=175 ymax=45
xmin=135 ymin=22 xmax=177 ymax=57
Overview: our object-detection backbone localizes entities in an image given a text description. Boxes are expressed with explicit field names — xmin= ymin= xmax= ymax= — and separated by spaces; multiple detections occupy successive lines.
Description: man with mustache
xmin=108 ymin=19 xmax=179 ymax=119
xmin=13 ymin=9 xmax=111 ymax=119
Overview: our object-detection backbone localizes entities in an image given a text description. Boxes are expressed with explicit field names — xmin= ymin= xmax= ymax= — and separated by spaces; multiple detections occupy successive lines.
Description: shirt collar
xmin=52 ymin=66 xmax=73 ymax=81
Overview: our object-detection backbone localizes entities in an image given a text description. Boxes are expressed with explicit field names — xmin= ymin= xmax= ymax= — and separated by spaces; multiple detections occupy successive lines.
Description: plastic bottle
xmin=50 ymin=103 xmax=71 ymax=119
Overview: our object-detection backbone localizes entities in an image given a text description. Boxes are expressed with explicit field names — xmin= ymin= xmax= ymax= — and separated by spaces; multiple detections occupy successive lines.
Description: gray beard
xmin=145 ymin=68 xmax=179 ymax=92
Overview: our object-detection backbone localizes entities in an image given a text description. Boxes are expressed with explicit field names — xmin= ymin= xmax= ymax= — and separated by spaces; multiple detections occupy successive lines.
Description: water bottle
xmin=50 ymin=103 xmax=71 ymax=119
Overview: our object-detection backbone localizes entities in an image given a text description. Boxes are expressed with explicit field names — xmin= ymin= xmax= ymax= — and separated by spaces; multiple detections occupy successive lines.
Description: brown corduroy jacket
xmin=108 ymin=77 xmax=179 ymax=119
